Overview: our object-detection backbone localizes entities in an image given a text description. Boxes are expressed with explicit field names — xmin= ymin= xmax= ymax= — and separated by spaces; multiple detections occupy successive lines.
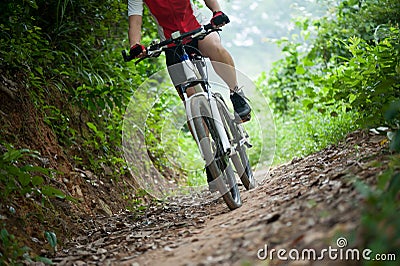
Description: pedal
xmin=239 ymin=137 xmax=253 ymax=148
xmin=245 ymin=142 xmax=253 ymax=148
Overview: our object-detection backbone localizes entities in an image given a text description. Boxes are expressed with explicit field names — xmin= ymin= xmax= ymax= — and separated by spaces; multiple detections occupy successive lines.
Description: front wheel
xmin=190 ymin=95 xmax=241 ymax=210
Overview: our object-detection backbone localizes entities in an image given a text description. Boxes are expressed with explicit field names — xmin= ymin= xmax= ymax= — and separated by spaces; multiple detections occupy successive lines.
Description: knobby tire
xmin=190 ymin=95 xmax=242 ymax=210
xmin=215 ymin=93 xmax=256 ymax=190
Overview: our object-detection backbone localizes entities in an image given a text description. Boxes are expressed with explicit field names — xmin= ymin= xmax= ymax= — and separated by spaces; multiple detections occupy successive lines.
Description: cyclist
xmin=127 ymin=0 xmax=251 ymax=192
xmin=127 ymin=0 xmax=252 ymax=123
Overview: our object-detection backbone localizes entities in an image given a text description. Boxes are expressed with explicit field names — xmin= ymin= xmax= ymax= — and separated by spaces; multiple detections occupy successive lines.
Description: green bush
xmin=0 ymin=145 xmax=68 ymax=201
xmin=262 ymin=1 xmax=400 ymax=260
xmin=0 ymin=0 xmax=163 ymax=180
xmin=272 ymin=105 xmax=359 ymax=164
xmin=0 ymin=225 xmax=54 ymax=265
xmin=266 ymin=0 xmax=400 ymax=126
xmin=356 ymin=156 xmax=400 ymax=266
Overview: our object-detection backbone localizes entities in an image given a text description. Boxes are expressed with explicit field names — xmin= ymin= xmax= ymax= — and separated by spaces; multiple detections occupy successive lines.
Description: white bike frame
xmin=177 ymin=58 xmax=232 ymax=162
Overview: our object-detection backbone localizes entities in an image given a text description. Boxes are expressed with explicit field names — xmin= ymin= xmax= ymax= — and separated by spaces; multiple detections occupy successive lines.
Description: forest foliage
xmin=260 ymin=0 xmax=400 ymax=161
xmin=261 ymin=0 xmax=400 ymax=260
xmin=0 ymin=0 xmax=162 ymax=180
xmin=0 ymin=0 xmax=399 ymax=264
xmin=0 ymin=0 xmax=161 ymax=263
xmin=278 ymin=0 xmax=399 ymax=122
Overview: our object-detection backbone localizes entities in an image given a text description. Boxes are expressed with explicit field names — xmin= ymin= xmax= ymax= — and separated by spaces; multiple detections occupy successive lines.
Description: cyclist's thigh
xmin=198 ymin=31 xmax=223 ymax=58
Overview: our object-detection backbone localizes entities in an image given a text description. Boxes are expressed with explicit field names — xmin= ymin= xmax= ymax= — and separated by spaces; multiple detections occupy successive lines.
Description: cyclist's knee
xmin=199 ymin=33 xmax=224 ymax=56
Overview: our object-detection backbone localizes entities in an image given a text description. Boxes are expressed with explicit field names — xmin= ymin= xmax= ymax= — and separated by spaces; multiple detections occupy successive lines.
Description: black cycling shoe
xmin=206 ymin=167 xmax=218 ymax=193
xmin=230 ymin=90 xmax=251 ymax=123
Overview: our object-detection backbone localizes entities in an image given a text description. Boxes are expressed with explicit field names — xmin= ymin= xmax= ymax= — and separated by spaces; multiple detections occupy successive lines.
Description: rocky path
xmin=53 ymin=130 xmax=389 ymax=265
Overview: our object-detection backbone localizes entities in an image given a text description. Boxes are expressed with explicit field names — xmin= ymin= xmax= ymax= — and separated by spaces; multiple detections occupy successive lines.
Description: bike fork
xmin=185 ymin=92 xmax=232 ymax=161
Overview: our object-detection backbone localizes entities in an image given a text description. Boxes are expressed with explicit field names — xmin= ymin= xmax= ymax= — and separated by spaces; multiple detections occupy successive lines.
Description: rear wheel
xmin=215 ymin=93 xmax=256 ymax=190
xmin=190 ymin=95 xmax=241 ymax=210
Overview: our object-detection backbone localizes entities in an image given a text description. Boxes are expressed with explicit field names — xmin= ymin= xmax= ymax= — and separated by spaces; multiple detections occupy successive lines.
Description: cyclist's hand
xmin=210 ymin=11 xmax=230 ymax=28
xmin=130 ymin=43 xmax=146 ymax=58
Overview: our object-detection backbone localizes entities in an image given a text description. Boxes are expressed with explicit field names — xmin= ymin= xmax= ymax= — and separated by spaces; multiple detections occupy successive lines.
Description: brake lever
xmin=193 ymin=27 xmax=221 ymax=40
xmin=122 ymin=50 xmax=135 ymax=62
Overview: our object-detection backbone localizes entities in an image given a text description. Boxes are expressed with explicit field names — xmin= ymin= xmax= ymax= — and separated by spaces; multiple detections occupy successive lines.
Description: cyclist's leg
xmin=198 ymin=32 xmax=251 ymax=123
xmin=198 ymin=32 xmax=237 ymax=91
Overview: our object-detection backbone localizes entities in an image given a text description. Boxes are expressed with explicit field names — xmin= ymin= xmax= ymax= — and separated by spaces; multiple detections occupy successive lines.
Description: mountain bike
xmin=122 ymin=24 xmax=255 ymax=210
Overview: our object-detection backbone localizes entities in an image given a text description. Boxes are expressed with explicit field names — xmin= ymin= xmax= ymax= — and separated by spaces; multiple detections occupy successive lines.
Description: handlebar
xmin=122 ymin=23 xmax=218 ymax=64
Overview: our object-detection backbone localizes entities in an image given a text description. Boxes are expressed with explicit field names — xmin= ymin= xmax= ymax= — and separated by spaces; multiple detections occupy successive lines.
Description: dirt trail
xmin=53 ymin=130 xmax=389 ymax=265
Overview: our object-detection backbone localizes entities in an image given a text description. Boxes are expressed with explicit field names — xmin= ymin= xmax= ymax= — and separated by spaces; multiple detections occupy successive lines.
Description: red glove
xmin=130 ymin=43 xmax=146 ymax=58
xmin=211 ymin=11 xmax=230 ymax=27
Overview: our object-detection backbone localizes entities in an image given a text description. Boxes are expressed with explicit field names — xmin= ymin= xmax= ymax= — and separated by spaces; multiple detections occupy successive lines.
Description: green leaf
xmin=377 ymin=169 xmax=392 ymax=190
xmin=35 ymin=66 xmax=43 ymax=76
xmin=302 ymin=98 xmax=314 ymax=109
xmin=44 ymin=231 xmax=57 ymax=249
xmin=348 ymin=93 xmax=357 ymax=104
xmin=35 ymin=256 xmax=54 ymax=265
xmin=5 ymin=165 xmax=24 ymax=177
xmin=31 ymin=176 xmax=44 ymax=186
xmin=296 ymin=65 xmax=306 ymax=75
xmin=41 ymin=186 xmax=66 ymax=199
xmin=389 ymin=130 xmax=400 ymax=152
xmin=18 ymin=173 xmax=31 ymax=187
xmin=65 ymin=195 xmax=79 ymax=204
xmin=303 ymin=58 xmax=315 ymax=67
xmin=1 ymin=228 xmax=9 ymax=242
xmin=384 ymin=101 xmax=400 ymax=121
xmin=2 ymin=149 xmax=26 ymax=162
xmin=87 ymin=122 xmax=98 ymax=133
xmin=20 ymin=165 xmax=51 ymax=175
